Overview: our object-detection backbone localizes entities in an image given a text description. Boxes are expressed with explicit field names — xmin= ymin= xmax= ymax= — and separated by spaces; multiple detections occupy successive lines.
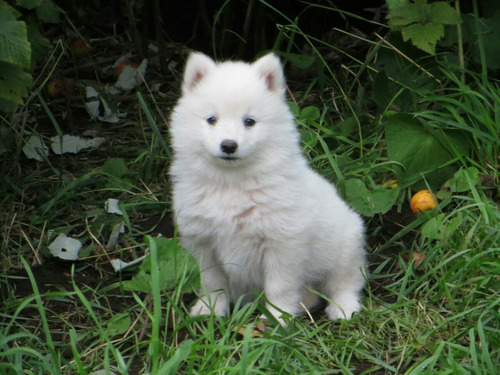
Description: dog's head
xmin=170 ymin=52 xmax=298 ymax=172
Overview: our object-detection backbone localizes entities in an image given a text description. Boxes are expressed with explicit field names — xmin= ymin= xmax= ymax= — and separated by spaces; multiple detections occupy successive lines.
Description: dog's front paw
xmin=259 ymin=313 xmax=287 ymax=327
xmin=189 ymin=299 xmax=213 ymax=316
xmin=189 ymin=294 xmax=227 ymax=317
xmin=325 ymin=294 xmax=361 ymax=320
xmin=259 ymin=304 xmax=292 ymax=327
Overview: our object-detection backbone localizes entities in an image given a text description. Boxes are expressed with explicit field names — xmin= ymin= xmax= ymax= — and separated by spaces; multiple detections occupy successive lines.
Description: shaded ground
xmin=1 ymin=205 xmax=418 ymax=311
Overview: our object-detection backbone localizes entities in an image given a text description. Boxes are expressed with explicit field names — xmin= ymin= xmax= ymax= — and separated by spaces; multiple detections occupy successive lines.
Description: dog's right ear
xmin=252 ymin=53 xmax=285 ymax=94
xmin=182 ymin=52 xmax=216 ymax=93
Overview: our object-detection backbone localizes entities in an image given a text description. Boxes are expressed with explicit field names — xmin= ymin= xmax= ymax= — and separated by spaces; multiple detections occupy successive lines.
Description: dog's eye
xmin=206 ymin=116 xmax=217 ymax=125
xmin=243 ymin=117 xmax=256 ymax=127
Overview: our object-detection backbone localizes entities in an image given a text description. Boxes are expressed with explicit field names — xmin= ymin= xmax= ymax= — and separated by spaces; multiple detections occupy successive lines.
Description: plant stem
xmin=472 ymin=0 xmax=488 ymax=85
xmin=455 ymin=0 xmax=465 ymax=83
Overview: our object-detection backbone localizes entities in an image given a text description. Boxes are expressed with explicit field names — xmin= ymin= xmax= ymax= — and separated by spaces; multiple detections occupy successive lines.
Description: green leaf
xmin=300 ymin=106 xmax=320 ymax=122
xmin=0 ymin=98 xmax=12 ymax=112
xmin=16 ymin=0 xmax=61 ymax=23
xmin=159 ymin=340 xmax=193 ymax=374
xmin=345 ymin=179 xmax=400 ymax=217
xmin=402 ymin=22 xmax=443 ymax=55
xmin=25 ymin=16 xmax=50 ymax=70
xmin=123 ymin=237 xmax=199 ymax=293
xmin=338 ymin=116 xmax=357 ymax=137
xmin=0 ymin=62 xmax=32 ymax=104
xmin=386 ymin=0 xmax=409 ymax=13
xmin=299 ymin=128 xmax=318 ymax=149
xmin=384 ymin=113 xmax=470 ymax=189
xmin=387 ymin=0 xmax=423 ymax=28
xmin=288 ymin=101 xmax=300 ymax=117
xmin=371 ymin=71 xmax=393 ymax=111
xmin=428 ymin=2 xmax=461 ymax=25
xmin=442 ymin=167 xmax=480 ymax=193
xmin=104 ymin=313 xmax=131 ymax=338
xmin=0 ymin=1 xmax=31 ymax=69
xmin=15 ymin=0 xmax=43 ymax=9
xmin=480 ymin=11 xmax=500 ymax=70
xmin=36 ymin=0 xmax=61 ymax=23
xmin=102 ymin=158 xmax=128 ymax=178
xmin=421 ymin=212 xmax=462 ymax=240
xmin=387 ymin=0 xmax=461 ymax=55
xmin=102 ymin=158 xmax=134 ymax=190
xmin=279 ymin=52 xmax=315 ymax=69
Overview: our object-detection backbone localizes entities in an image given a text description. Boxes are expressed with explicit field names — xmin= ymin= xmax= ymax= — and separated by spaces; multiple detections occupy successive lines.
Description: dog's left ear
xmin=253 ymin=53 xmax=285 ymax=94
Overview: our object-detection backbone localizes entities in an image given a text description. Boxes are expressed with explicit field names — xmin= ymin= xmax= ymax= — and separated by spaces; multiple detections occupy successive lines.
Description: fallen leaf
xmin=50 ymin=134 xmax=105 ymax=154
xmin=85 ymin=86 xmax=101 ymax=118
xmin=110 ymin=255 xmax=148 ymax=272
xmin=48 ymin=234 xmax=82 ymax=260
xmin=105 ymin=198 xmax=123 ymax=215
xmin=114 ymin=59 xmax=148 ymax=91
xmin=232 ymin=323 xmax=265 ymax=338
xmin=402 ymin=252 xmax=426 ymax=267
xmin=23 ymin=134 xmax=49 ymax=161
xmin=106 ymin=222 xmax=125 ymax=250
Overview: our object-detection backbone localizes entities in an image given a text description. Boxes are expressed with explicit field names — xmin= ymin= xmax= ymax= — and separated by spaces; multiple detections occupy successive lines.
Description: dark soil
xmin=1 ymin=205 xmax=415 ymax=310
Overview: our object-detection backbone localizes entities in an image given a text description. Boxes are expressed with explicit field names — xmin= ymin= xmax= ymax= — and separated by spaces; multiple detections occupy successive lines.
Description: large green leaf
xmin=15 ymin=0 xmax=43 ymax=10
xmin=387 ymin=0 xmax=461 ymax=54
xmin=442 ymin=167 xmax=480 ymax=193
xmin=480 ymin=11 xmax=500 ymax=70
xmin=0 ymin=1 xmax=31 ymax=69
xmin=35 ymin=0 xmax=61 ymax=23
xmin=123 ymin=237 xmax=200 ymax=293
xmin=384 ymin=113 xmax=470 ymax=189
xmin=402 ymin=23 xmax=443 ymax=55
xmin=421 ymin=212 xmax=463 ymax=240
xmin=104 ymin=313 xmax=132 ymax=338
xmin=386 ymin=0 xmax=409 ymax=13
xmin=428 ymin=2 xmax=462 ymax=25
xmin=25 ymin=15 xmax=50 ymax=70
xmin=345 ymin=179 xmax=400 ymax=217
xmin=279 ymin=52 xmax=315 ymax=69
xmin=0 ymin=62 xmax=32 ymax=104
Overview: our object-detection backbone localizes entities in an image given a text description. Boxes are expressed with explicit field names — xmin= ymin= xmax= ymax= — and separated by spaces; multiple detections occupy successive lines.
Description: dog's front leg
xmin=261 ymin=251 xmax=303 ymax=326
xmin=190 ymin=264 xmax=228 ymax=317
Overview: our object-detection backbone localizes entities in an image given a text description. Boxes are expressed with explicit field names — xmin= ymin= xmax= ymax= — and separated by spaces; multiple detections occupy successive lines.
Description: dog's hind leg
xmin=322 ymin=263 xmax=365 ymax=320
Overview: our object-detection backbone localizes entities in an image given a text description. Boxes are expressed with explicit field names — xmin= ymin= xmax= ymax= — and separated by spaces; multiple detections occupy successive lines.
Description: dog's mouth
xmin=220 ymin=156 xmax=238 ymax=161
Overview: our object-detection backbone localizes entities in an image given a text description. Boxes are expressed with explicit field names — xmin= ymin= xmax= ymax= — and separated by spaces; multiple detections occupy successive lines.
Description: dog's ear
xmin=253 ymin=53 xmax=285 ymax=94
xmin=182 ymin=52 xmax=216 ymax=93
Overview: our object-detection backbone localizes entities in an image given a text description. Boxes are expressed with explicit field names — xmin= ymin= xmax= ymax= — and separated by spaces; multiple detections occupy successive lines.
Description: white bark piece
xmin=50 ymin=134 xmax=105 ymax=154
xmin=23 ymin=134 xmax=49 ymax=161
xmin=48 ymin=234 xmax=82 ymax=260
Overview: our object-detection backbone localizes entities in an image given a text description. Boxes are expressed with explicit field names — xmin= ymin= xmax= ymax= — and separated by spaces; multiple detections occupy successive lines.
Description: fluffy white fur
xmin=170 ymin=52 xmax=366 ymax=324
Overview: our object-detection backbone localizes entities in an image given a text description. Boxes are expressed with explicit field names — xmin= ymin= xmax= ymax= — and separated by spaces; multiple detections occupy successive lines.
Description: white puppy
xmin=169 ymin=52 xmax=366 ymax=324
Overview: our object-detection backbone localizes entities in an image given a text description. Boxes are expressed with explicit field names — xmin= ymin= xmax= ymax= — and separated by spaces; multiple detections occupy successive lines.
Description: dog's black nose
xmin=220 ymin=139 xmax=238 ymax=154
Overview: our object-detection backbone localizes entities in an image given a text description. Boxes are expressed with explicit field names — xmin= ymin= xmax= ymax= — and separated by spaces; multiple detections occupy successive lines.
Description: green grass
xmin=1 ymin=2 xmax=499 ymax=374
xmin=2 ymin=218 xmax=498 ymax=374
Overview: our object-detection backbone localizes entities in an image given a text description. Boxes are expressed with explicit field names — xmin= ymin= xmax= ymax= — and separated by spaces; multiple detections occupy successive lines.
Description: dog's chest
xmin=182 ymin=181 xmax=276 ymax=234
xmin=195 ymin=186 xmax=269 ymax=293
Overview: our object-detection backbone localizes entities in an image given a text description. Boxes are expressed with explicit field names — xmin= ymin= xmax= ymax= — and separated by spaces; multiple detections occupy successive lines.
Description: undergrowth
xmin=1 ymin=1 xmax=499 ymax=374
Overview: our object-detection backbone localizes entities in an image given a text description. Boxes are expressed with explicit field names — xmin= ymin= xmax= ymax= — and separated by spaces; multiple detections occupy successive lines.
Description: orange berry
xmin=47 ymin=78 xmax=75 ymax=98
xmin=410 ymin=190 xmax=438 ymax=214
xmin=70 ymin=39 xmax=90 ymax=58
